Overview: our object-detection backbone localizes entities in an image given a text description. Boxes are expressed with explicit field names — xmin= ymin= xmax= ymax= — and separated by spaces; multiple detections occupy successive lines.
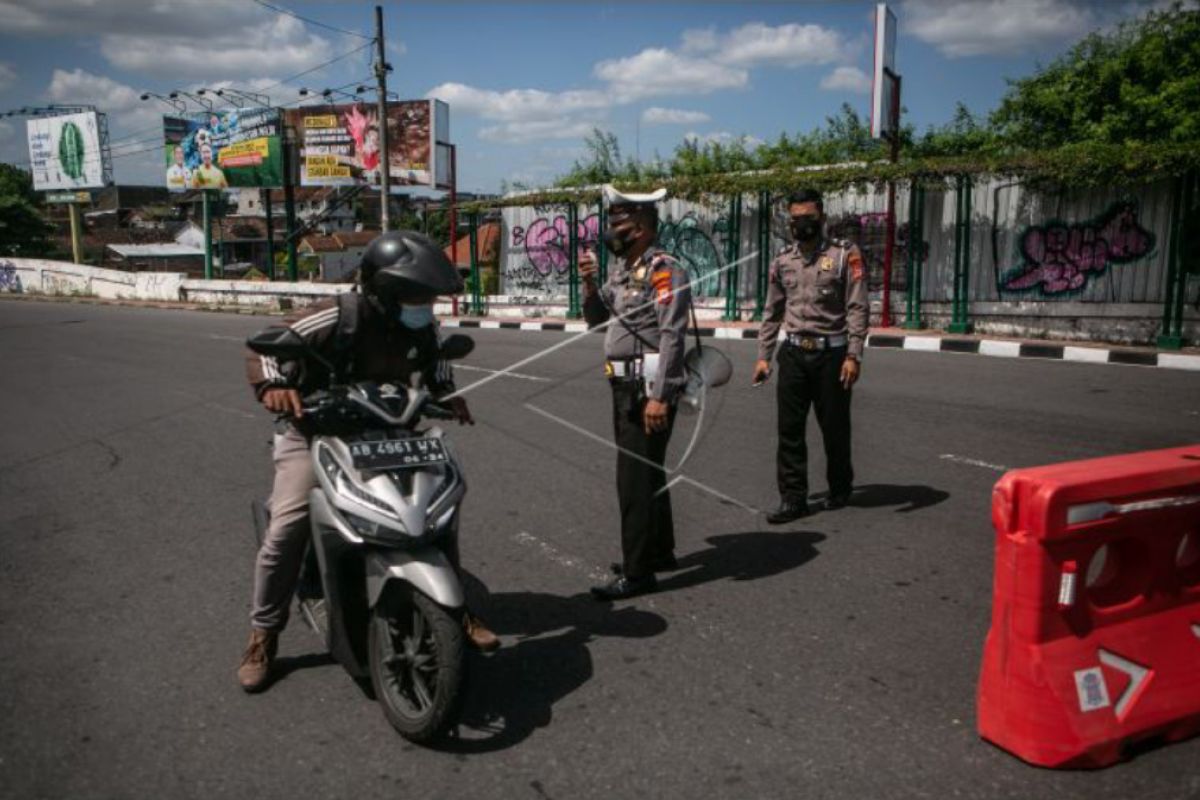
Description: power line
xmin=102 ymin=41 xmax=375 ymax=148
xmin=249 ymin=0 xmax=374 ymax=41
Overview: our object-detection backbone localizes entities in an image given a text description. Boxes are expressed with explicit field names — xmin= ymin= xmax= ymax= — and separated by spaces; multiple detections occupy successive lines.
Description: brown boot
xmin=237 ymin=629 xmax=278 ymax=693
xmin=463 ymin=612 xmax=500 ymax=653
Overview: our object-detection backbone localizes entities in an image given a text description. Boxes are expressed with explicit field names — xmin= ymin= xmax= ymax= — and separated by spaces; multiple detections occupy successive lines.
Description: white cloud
xmin=479 ymin=119 xmax=599 ymax=144
xmin=902 ymin=0 xmax=1099 ymax=57
xmin=594 ymin=49 xmax=748 ymax=101
xmin=706 ymin=22 xmax=847 ymax=68
xmin=0 ymin=0 xmax=335 ymax=81
xmin=434 ymin=20 xmax=850 ymax=144
xmin=46 ymin=69 xmax=166 ymax=152
xmin=820 ymin=66 xmax=872 ymax=94
xmin=102 ymin=16 xmax=331 ymax=80
xmin=0 ymin=62 xmax=15 ymax=94
xmin=427 ymin=82 xmax=610 ymax=122
xmin=642 ymin=107 xmax=711 ymax=126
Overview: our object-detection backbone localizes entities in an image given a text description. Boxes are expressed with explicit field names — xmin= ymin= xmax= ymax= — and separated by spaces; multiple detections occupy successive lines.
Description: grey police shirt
xmin=583 ymin=247 xmax=691 ymax=402
xmin=757 ymin=238 xmax=869 ymax=362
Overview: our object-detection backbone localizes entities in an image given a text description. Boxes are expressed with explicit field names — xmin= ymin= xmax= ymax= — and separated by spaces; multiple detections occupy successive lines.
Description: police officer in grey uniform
xmin=580 ymin=185 xmax=691 ymax=600
xmin=753 ymin=189 xmax=868 ymax=523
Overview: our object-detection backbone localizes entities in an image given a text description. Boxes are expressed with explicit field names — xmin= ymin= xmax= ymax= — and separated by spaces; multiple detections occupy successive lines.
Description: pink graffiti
xmin=1005 ymin=203 xmax=1154 ymax=295
xmin=511 ymin=214 xmax=600 ymax=277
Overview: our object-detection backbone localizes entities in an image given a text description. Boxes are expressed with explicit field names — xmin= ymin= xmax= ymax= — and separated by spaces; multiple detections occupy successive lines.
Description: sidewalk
xmin=4 ymin=292 xmax=1198 ymax=371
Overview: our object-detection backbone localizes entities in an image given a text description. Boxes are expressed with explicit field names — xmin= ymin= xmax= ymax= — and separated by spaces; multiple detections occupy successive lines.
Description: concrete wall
xmin=2 ymin=255 xmax=1194 ymax=345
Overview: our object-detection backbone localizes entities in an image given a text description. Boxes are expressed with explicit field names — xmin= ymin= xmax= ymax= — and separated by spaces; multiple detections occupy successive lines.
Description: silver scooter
xmin=247 ymin=328 xmax=474 ymax=743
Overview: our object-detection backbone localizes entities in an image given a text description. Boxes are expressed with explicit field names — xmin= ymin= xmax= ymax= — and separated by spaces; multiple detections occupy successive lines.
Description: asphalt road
xmin=1 ymin=299 xmax=1198 ymax=800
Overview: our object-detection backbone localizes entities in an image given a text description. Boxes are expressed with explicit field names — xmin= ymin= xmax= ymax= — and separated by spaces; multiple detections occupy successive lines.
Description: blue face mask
xmin=398 ymin=304 xmax=435 ymax=329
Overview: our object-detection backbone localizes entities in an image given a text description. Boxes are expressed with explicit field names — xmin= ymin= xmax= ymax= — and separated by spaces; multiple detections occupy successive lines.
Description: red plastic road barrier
xmin=978 ymin=444 xmax=1200 ymax=768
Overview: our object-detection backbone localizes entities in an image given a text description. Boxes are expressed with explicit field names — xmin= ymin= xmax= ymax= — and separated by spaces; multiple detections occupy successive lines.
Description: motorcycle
xmin=247 ymin=327 xmax=475 ymax=743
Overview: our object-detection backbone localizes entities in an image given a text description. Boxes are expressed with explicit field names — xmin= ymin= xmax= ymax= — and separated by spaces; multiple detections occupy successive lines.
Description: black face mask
xmin=604 ymin=226 xmax=635 ymax=256
xmin=789 ymin=216 xmax=822 ymax=242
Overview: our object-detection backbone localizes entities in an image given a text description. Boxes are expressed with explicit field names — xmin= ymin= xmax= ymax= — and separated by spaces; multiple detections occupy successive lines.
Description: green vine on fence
xmin=458 ymin=142 xmax=1200 ymax=212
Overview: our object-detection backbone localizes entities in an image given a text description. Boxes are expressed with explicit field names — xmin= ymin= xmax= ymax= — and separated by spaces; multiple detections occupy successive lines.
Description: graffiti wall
xmin=500 ymin=198 xmax=767 ymax=300
xmin=499 ymin=177 xmax=1185 ymax=312
xmin=0 ymin=260 xmax=23 ymax=293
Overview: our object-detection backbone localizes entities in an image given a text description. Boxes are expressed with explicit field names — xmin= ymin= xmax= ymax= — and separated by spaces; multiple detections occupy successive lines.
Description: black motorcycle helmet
xmin=358 ymin=230 xmax=464 ymax=308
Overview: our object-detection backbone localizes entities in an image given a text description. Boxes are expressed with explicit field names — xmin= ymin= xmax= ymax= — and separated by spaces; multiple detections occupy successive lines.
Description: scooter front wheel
xmin=368 ymin=591 xmax=464 ymax=743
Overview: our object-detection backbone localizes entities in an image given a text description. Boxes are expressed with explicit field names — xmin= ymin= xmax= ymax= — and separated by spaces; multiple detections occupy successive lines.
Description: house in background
xmin=444 ymin=220 xmax=501 ymax=294
xmin=233 ymin=187 xmax=358 ymax=235
xmin=298 ymin=230 xmax=381 ymax=282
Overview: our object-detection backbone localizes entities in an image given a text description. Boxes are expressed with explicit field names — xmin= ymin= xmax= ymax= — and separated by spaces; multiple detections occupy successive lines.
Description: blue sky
xmin=0 ymin=0 xmax=1174 ymax=194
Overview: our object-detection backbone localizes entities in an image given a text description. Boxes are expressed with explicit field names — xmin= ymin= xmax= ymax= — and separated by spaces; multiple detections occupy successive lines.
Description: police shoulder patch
xmin=847 ymin=246 xmax=865 ymax=281
xmin=650 ymin=257 xmax=680 ymax=305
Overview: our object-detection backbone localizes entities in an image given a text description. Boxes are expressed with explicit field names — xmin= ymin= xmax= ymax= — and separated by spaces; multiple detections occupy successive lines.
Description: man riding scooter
xmin=238 ymin=230 xmax=499 ymax=693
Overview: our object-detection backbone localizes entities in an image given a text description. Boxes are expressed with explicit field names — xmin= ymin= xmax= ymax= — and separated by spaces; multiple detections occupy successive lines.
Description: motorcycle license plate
xmin=349 ymin=438 xmax=447 ymax=470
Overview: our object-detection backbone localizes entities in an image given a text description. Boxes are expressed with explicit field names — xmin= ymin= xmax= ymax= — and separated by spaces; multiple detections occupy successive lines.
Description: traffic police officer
xmin=580 ymin=185 xmax=691 ymax=600
xmin=753 ymin=189 xmax=868 ymax=523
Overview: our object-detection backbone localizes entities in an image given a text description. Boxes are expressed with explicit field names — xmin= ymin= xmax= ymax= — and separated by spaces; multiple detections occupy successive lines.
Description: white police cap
xmin=602 ymin=184 xmax=668 ymax=207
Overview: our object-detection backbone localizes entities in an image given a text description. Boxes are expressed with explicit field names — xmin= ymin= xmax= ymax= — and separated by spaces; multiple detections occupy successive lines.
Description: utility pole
xmin=375 ymin=5 xmax=391 ymax=230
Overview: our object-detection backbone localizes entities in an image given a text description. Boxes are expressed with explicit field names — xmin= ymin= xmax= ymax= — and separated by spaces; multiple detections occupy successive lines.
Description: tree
xmin=910 ymin=103 xmax=997 ymax=158
xmin=0 ymin=164 xmax=54 ymax=258
xmin=991 ymin=3 xmax=1200 ymax=147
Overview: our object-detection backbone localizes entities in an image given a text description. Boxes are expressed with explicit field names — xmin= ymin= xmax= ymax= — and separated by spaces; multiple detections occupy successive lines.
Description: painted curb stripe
xmin=1159 ymin=354 xmax=1200 ymax=371
xmin=940 ymin=339 xmax=981 ymax=354
xmin=1019 ymin=343 xmax=1065 ymax=360
xmin=437 ymin=321 xmax=1198 ymax=371
xmin=979 ymin=340 xmax=1022 ymax=358
xmin=1108 ymin=350 xmax=1158 ymax=366
xmin=1063 ymin=346 xmax=1109 ymax=363
xmin=902 ymin=337 xmax=941 ymax=352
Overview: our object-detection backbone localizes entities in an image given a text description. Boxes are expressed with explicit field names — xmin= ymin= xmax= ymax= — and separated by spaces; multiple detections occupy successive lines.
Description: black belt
xmin=784 ymin=332 xmax=848 ymax=351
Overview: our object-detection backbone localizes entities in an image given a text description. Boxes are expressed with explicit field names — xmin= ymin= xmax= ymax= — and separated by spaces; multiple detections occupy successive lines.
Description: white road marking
xmin=939 ymin=454 xmax=1009 ymax=472
xmin=513 ymin=531 xmax=608 ymax=581
xmin=454 ymin=364 xmax=550 ymax=382
xmin=207 ymin=334 xmax=245 ymax=342
xmin=205 ymin=403 xmax=258 ymax=420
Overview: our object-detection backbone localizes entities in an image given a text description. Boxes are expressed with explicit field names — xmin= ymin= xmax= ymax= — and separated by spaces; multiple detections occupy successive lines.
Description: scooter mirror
xmin=439 ymin=334 xmax=475 ymax=361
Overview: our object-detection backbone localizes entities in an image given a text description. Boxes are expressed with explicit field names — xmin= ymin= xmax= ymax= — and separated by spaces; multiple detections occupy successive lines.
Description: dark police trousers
xmin=776 ymin=342 xmax=854 ymax=503
xmin=611 ymin=378 xmax=677 ymax=578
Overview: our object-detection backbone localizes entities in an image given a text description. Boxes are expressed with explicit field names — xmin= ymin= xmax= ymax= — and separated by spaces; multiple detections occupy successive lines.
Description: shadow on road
xmin=440 ymin=587 xmax=668 ymax=754
xmin=656 ymin=529 xmax=826 ymax=593
xmin=813 ymin=483 xmax=949 ymax=513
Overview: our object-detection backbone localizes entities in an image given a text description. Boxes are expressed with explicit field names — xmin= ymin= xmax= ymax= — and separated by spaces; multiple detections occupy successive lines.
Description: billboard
xmin=26 ymin=111 xmax=108 ymax=191
xmin=285 ymin=99 xmax=450 ymax=191
xmin=870 ymin=3 xmax=899 ymax=140
xmin=162 ymin=107 xmax=283 ymax=192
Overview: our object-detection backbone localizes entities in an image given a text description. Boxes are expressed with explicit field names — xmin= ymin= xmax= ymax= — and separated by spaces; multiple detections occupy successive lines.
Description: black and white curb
xmin=440 ymin=319 xmax=1200 ymax=372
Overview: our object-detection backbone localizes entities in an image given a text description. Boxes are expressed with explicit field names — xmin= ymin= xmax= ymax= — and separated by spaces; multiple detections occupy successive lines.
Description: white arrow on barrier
xmin=1098 ymin=649 xmax=1151 ymax=719
xmin=1193 ymin=624 xmax=1200 ymax=640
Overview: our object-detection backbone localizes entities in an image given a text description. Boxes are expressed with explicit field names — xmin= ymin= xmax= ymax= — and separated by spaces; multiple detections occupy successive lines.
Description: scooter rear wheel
xmin=368 ymin=591 xmax=464 ymax=743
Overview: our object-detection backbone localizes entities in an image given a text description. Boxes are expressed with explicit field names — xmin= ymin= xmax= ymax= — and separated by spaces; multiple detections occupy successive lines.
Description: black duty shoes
xmin=591 ymin=573 xmax=658 ymax=601
xmin=765 ymin=500 xmax=812 ymax=525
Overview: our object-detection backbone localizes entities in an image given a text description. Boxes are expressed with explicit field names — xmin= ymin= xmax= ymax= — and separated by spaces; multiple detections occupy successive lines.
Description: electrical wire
xmin=248 ymin=0 xmax=374 ymax=41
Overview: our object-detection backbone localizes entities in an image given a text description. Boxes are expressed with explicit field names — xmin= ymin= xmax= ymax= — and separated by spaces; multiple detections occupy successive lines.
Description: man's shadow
xmin=656 ymin=529 xmax=825 ymax=593
xmin=812 ymin=484 xmax=949 ymax=514
xmin=443 ymin=530 xmax=825 ymax=752
xmin=439 ymin=586 xmax=668 ymax=753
